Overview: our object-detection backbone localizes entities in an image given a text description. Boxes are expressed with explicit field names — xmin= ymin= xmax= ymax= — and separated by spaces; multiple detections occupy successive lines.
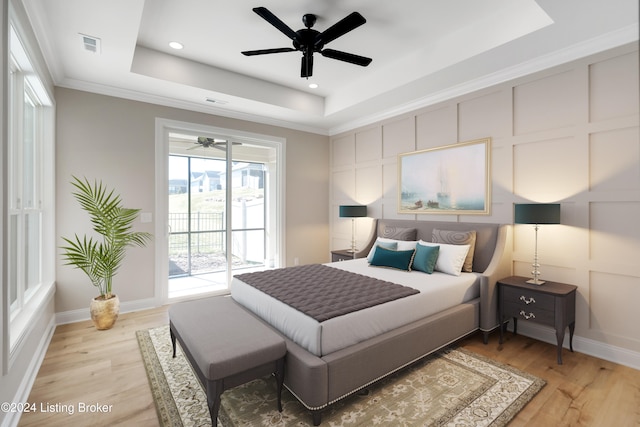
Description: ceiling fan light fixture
xmin=242 ymin=7 xmax=371 ymax=78
xmin=308 ymin=83 xmax=318 ymax=89
xmin=169 ymin=41 xmax=184 ymax=50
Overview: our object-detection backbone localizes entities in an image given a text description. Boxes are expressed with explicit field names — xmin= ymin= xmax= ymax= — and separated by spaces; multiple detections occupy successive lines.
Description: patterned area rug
xmin=137 ymin=326 xmax=544 ymax=426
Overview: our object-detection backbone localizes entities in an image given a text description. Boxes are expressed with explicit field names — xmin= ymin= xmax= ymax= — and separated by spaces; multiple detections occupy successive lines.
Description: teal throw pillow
xmin=366 ymin=240 xmax=398 ymax=262
xmin=370 ymin=246 xmax=415 ymax=271
xmin=412 ymin=244 xmax=440 ymax=274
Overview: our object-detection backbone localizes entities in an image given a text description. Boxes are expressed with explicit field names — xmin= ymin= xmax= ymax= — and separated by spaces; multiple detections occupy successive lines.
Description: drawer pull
xmin=520 ymin=295 xmax=536 ymax=305
xmin=519 ymin=310 xmax=536 ymax=320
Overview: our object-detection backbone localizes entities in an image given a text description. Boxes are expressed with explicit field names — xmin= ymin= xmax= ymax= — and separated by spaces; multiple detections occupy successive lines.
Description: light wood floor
xmin=19 ymin=305 xmax=640 ymax=426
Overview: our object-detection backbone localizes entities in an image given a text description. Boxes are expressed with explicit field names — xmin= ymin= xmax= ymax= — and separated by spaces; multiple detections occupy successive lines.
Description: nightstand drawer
xmin=331 ymin=250 xmax=355 ymax=262
xmin=332 ymin=254 xmax=349 ymax=262
xmin=502 ymin=286 xmax=555 ymax=311
xmin=503 ymin=302 xmax=555 ymax=326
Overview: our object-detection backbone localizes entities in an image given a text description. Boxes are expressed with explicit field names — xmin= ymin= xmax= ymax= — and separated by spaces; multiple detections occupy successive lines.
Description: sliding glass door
xmin=168 ymin=156 xmax=229 ymax=278
xmin=167 ymin=132 xmax=278 ymax=298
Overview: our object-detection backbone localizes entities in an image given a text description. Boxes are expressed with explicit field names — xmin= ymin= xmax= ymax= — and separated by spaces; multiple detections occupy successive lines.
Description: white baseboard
xmin=55 ymin=297 xmax=161 ymax=325
xmin=54 ymin=297 xmax=640 ymax=371
xmin=1 ymin=315 xmax=56 ymax=427
xmin=56 ymin=299 xmax=640 ymax=370
xmin=515 ymin=323 xmax=640 ymax=371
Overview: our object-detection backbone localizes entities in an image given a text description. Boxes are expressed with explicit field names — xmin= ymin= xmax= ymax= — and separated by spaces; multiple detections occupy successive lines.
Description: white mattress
xmin=230 ymin=258 xmax=480 ymax=357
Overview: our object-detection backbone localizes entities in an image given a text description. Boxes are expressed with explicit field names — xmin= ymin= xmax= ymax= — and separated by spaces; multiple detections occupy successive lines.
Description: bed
xmin=230 ymin=219 xmax=512 ymax=425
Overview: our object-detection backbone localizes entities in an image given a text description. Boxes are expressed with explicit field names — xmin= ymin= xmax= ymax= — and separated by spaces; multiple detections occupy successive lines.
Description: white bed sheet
xmin=230 ymin=258 xmax=480 ymax=356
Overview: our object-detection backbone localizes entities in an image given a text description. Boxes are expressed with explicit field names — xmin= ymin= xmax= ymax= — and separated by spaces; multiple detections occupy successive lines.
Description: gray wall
xmin=55 ymin=88 xmax=330 ymax=314
xmin=330 ymin=43 xmax=640 ymax=366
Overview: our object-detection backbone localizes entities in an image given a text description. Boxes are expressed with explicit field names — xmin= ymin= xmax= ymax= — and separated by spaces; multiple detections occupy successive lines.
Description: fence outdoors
xmin=169 ymin=212 xmax=225 ymax=255
xmin=168 ymin=207 xmax=265 ymax=277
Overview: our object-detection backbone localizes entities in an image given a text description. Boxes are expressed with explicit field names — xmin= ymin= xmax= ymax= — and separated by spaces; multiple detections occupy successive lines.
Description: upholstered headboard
xmin=358 ymin=219 xmax=503 ymax=273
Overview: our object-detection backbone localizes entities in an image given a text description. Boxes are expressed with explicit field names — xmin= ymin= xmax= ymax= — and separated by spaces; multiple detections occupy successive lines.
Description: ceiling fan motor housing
xmin=293 ymin=27 xmax=324 ymax=52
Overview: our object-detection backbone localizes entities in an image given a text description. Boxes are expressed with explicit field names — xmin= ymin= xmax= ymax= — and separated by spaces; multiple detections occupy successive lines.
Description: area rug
xmin=137 ymin=326 xmax=544 ymax=426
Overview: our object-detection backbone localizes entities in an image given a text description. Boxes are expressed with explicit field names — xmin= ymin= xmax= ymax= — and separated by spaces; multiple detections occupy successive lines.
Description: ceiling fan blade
xmin=242 ymin=47 xmax=296 ymax=56
xmin=301 ymin=51 xmax=314 ymax=78
xmin=321 ymin=49 xmax=372 ymax=66
xmin=315 ymin=12 xmax=366 ymax=47
xmin=212 ymin=141 xmax=241 ymax=150
xmin=252 ymin=7 xmax=300 ymax=42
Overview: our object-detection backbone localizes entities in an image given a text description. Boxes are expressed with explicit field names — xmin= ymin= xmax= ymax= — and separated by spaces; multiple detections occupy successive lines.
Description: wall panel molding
xmin=329 ymin=45 xmax=640 ymax=364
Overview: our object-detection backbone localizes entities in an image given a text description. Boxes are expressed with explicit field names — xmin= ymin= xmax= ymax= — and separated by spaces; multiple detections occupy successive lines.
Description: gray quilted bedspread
xmin=234 ymin=264 xmax=419 ymax=322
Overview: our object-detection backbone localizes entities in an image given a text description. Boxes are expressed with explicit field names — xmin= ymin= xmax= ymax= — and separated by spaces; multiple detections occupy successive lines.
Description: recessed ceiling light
xmin=308 ymin=83 xmax=318 ymax=89
xmin=169 ymin=41 xmax=184 ymax=50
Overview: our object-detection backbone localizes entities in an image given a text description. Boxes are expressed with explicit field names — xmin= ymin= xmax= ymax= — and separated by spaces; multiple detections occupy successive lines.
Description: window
xmin=5 ymin=23 xmax=54 ymax=354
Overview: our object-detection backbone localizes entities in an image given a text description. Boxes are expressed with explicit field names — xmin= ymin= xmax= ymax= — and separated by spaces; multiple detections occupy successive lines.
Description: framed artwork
xmin=398 ymin=138 xmax=491 ymax=215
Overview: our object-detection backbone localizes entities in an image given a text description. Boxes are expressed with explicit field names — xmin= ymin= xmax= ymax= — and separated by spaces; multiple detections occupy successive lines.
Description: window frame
xmin=3 ymin=19 xmax=55 ymax=369
xmin=155 ymin=119 xmax=286 ymax=303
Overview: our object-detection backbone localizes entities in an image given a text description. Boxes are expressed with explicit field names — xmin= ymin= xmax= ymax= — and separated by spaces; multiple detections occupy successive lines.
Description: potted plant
xmin=61 ymin=176 xmax=152 ymax=330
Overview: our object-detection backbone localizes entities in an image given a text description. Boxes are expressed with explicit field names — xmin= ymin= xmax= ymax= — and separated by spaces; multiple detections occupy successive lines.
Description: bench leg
xmin=275 ymin=358 xmax=285 ymax=412
xmin=206 ymin=380 xmax=223 ymax=427
xmin=170 ymin=327 xmax=177 ymax=358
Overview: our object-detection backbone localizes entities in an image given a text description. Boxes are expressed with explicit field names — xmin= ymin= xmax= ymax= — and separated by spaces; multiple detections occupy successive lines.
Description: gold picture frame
xmin=398 ymin=138 xmax=491 ymax=215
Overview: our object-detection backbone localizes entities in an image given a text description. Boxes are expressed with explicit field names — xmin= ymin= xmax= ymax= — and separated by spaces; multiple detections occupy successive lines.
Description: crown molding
xmin=328 ymin=25 xmax=639 ymax=136
xmin=42 ymin=21 xmax=639 ymax=138
xmin=57 ymin=78 xmax=330 ymax=136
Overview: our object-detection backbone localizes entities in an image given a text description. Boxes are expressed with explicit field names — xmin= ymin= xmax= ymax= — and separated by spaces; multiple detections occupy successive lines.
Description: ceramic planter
xmin=90 ymin=294 xmax=120 ymax=330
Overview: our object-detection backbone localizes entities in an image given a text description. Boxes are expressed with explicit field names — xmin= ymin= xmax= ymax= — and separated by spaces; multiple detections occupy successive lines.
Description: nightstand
xmin=331 ymin=249 xmax=356 ymax=262
xmin=498 ymin=276 xmax=577 ymax=364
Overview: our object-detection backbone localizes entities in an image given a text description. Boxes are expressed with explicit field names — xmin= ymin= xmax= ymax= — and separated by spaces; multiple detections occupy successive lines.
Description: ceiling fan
xmin=241 ymin=7 xmax=372 ymax=78
xmin=189 ymin=137 xmax=241 ymax=150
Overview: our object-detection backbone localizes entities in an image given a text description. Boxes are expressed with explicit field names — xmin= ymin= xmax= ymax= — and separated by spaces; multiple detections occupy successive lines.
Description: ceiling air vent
xmin=205 ymin=97 xmax=228 ymax=105
xmin=79 ymin=33 xmax=101 ymax=54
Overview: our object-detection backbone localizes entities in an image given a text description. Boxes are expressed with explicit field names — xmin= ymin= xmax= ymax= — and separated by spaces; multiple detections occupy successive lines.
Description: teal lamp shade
xmin=514 ymin=204 xmax=560 ymax=225
xmin=339 ymin=205 xmax=367 ymax=218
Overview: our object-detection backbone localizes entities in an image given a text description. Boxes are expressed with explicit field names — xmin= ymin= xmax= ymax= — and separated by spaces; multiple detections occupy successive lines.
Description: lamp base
xmin=526 ymin=278 xmax=545 ymax=285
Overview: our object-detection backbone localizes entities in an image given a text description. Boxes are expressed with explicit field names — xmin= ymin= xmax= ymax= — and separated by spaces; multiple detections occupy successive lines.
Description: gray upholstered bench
xmin=168 ymin=296 xmax=286 ymax=426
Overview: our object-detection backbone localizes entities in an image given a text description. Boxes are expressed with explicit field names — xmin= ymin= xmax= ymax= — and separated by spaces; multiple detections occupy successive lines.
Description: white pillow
xmin=367 ymin=238 xmax=418 ymax=262
xmin=418 ymin=240 xmax=470 ymax=276
xmin=396 ymin=240 xmax=418 ymax=251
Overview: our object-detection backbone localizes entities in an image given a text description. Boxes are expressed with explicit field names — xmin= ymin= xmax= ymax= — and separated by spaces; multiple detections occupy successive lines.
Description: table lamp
xmin=339 ymin=205 xmax=367 ymax=253
xmin=514 ymin=203 xmax=560 ymax=285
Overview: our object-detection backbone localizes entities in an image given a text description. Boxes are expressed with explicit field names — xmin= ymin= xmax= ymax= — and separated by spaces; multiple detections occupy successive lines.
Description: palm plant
xmin=61 ymin=176 xmax=152 ymax=299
